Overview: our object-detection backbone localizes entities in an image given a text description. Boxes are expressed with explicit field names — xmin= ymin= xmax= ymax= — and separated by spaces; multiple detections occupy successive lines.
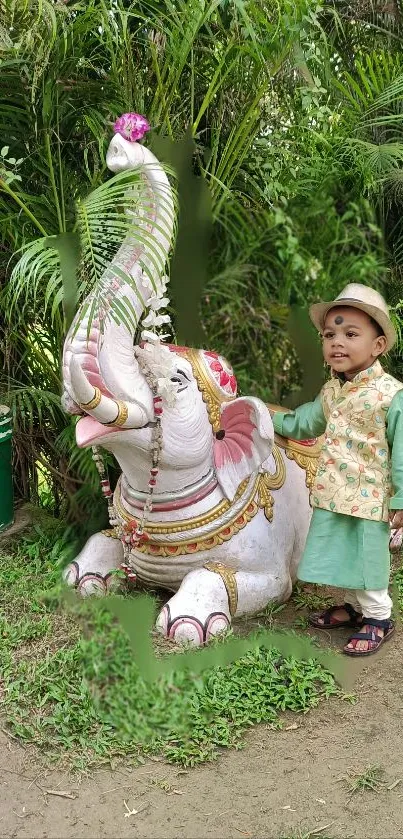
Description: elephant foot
xmin=155 ymin=566 xmax=294 ymax=646
xmin=64 ymin=561 xmax=122 ymax=596
xmin=155 ymin=567 xmax=232 ymax=646
xmin=63 ymin=531 xmax=125 ymax=597
xmin=276 ymin=575 xmax=293 ymax=604
xmin=156 ymin=603 xmax=230 ymax=646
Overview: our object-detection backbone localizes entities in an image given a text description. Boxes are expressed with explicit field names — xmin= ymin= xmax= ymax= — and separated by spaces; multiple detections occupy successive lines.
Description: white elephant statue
xmin=61 ymin=116 xmax=321 ymax=645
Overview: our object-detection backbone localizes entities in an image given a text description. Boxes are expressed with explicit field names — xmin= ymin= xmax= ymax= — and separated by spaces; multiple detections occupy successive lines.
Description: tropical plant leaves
xmin=1 ymin=0 xmax=403 ymax=514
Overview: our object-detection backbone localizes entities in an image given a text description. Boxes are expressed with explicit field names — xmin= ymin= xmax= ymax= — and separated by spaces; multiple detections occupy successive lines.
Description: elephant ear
xmin=213 ymin=397 xmax=274 ymax=501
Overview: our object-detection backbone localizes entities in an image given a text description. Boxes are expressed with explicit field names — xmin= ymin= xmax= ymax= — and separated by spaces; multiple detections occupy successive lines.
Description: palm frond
xmin=55 ymin=423 xmax=101 ymax=487
xmin=1 ymin=382 xmax=64 ymax=432
xmin=342 ymin=139 xmax=403 ymax=190
xmin=8 ymin=165 xmax=177 ymax=331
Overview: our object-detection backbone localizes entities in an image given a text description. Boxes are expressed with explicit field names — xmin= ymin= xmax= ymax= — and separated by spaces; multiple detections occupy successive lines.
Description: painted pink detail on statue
xmin=76 ymin=415 xmax=119 ymax=447
xmin=64 ymin=562 xmax=79 ymax=587
xmin=166 ymin=345 xmax=238 ymax=398
xmin=206 ymin=356 xmax=237 ymax=396
xmin=205 ymin=613 xmax=230 ymax=640
xmin=86 ymin=329 xmax=100 ymax=341
xmin=77 ymin=573 xmax=107 ymax=593
xmin=214 ymin=402 xmax=255 ymax=467
xmin=168 ymin=616 xmax=204 ymax=645
xmin=166 ymin=343 xmax=188 ymax=353
xmin=122 ymin=478 xmax=218 ymax=513
xmin=63 ymin=317 xmax=114 ymax=400
xmin=81 ymin=357 xmax=100 ymax=374
xmin=81 ymin=374 xmax=109 ymax=394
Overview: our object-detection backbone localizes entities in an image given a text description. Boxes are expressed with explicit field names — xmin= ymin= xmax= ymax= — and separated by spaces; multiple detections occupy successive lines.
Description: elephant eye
xmin=170 ymin=373 xmax=188 ymax=392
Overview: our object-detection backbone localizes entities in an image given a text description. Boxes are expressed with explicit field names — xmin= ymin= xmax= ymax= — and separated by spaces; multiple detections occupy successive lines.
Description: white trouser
xmin=344 ymin=589 xmax=392 ymax=621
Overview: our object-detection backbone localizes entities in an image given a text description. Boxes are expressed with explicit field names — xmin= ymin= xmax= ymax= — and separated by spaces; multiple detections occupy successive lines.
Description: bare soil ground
xmin=1 ymin=592 xmax=403 ymax=839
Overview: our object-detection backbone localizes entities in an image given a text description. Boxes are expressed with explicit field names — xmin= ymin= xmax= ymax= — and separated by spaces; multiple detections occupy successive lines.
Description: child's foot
xmin=343 ymin=618 xmax=395 ymax=656
xmin=309 ymin=603 xmax=362 ymax=629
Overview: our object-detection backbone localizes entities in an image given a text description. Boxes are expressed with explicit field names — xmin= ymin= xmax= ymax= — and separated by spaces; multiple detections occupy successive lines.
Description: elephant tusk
xmin=69 ymin=356 xmax=151 ymax=429
xmin=79 ymin=388 xmax=102 ymax=411
xmin=79 ymin=387 xmax=128 ymax=427
xmin=106 ymin=401 xmax=128 ymax=427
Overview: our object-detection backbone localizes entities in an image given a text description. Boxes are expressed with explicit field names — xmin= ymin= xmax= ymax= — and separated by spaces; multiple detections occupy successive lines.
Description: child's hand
xmin=389 ymin=510 xmax=403 ymax=529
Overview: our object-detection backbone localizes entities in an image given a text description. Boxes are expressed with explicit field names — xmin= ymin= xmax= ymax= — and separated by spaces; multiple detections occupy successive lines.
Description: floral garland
xmin=91 ymin=113 xmax=179 ymax=584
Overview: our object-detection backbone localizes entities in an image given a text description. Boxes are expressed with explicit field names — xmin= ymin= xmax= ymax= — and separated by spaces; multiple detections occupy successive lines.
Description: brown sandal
xmin=343 ymin=618 xmax=395 ymax=657
xmin=309 ymin=603 xmax=363 ymax=630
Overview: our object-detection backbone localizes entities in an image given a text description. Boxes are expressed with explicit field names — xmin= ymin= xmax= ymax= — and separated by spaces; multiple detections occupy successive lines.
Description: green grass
xmin=1 ymin=524 xmax=402 ymax=772
xmin=279 ymin=831 xmax=335 ymax=839
xmin=0 ymin=521 xmax=340 ymax=770
xmin=393 ymin=562 xmax=403 ymax=614
xmin=293 ymin=584 xmax=334 ymax=613
xmin=340 ymin=765 xmax=386 ymax=795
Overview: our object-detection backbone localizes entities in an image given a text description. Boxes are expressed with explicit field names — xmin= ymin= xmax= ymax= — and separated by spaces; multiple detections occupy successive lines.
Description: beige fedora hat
xmin=309 ymin=283 xmax=396 ymax=352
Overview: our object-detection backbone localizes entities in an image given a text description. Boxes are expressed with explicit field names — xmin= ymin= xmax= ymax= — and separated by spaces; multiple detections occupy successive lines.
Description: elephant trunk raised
xmin=62 ymin=133 xmax=175 ymax=429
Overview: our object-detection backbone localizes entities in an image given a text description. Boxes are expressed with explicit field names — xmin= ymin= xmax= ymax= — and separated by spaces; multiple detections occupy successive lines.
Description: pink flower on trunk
xmin=113 ymin=113 xmax=150 ymax=142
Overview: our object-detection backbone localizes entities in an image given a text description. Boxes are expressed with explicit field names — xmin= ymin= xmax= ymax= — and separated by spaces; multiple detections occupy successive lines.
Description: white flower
xmin=136 ymin=339 xmax=176 ymax=378
xmin=157 ymin=376 xmax=178 ymax=407
xmin=141 ymin=312 xmax=156 ymax=328
xmin=149 ymin=296 xmax=170 ymax=311
xmin=142 ymin=274 xmax=169 ymax=295
xmin=140 ymin=328 xmax=171 ymax=345
xmin=141 ymin=272 xmax=154 ymax=290
xmin=141 ymin=311 xmax=171 ymax=328
xmin=140 ymin=329 xmax=160 ymax=344
xmin=156 ymin=275 xmax=169 ymax=295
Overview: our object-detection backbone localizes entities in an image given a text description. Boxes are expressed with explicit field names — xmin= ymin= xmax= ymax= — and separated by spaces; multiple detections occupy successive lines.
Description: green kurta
xmin=272 ymin=390 xmax=403 ymax=590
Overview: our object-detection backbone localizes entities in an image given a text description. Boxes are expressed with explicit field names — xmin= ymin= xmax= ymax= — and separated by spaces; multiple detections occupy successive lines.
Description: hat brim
xmin=309 ymin=298 xmax=396 ymax=352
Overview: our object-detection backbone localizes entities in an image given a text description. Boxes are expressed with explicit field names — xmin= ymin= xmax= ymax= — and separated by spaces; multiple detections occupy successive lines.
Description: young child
xmin=272 ymin=283 xmax=403 ymax=656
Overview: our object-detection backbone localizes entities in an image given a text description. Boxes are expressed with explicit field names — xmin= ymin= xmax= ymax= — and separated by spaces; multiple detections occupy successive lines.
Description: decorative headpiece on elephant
xmin=61 ymin=114 xmax=315 ymax=646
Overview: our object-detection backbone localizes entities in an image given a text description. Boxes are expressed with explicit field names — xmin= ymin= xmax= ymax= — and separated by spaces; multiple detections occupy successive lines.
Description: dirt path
xmin=1 ymin=620 xmax=403 ymax=839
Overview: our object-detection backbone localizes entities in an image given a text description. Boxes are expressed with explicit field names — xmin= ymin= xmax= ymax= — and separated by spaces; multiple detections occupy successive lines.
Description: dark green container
xmin=0 ymin=406 xmax=14 ymax=532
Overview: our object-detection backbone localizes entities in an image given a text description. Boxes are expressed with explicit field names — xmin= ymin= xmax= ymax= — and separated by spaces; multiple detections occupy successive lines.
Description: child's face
xmin=322 ymin=306 xmax=387 ymax=379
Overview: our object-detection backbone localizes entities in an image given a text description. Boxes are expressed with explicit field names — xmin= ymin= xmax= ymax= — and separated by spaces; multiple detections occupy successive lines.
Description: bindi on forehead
xmin=324 ymin=306 xmax=367 ymax=329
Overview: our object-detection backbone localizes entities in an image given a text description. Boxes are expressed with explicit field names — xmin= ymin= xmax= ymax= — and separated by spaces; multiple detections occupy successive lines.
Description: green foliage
xmin=293 ymin=583 xmax=334 ymax=613
xmin=0 ymin=524 xmax=337 ymax=769
xmin=340 ymin=765 xmax=386 ymax=795
xmin=393 ymin=562 xmax=403 ymax=613
xmin=0 ymin=0 xmax=403 ymax=512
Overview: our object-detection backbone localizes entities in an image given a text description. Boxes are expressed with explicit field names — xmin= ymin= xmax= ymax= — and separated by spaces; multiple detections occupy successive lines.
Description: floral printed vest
xmin=311 ymin=360 xmax=403 ymax=522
